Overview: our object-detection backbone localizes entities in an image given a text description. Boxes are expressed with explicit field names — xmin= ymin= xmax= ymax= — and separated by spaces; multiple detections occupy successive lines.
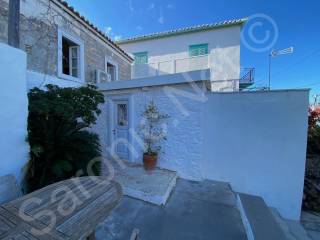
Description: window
xmin=117 ymin=103 xmax=128 ymax=126
xmin=189 ymin=44 xmax=208 ymax=57
xmin=62 ymin=37 xmax=79 ymax=77
xmin=58 ymin=29 xmax=84 ymax=81
xmin=105 ymin=58 xmax=118 ymax=81
xmin=134 ymin=52 xmax=148 ymax=64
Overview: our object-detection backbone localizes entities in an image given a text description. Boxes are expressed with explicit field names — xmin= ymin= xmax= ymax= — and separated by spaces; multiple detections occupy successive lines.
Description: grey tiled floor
xmin=96 ymin=179 xmax=247 ymax=240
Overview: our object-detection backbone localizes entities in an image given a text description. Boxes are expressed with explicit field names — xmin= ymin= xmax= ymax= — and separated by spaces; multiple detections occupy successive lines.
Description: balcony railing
xmin=131 ymin=54 xmax=210 ymax=79
xmin=240 ymin=68 xmax=255 ymax=85
xmin=131 ymin=55 xmax=255 ymax=88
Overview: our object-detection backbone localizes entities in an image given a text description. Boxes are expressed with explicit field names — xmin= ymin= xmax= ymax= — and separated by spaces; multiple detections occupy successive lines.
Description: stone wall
xmin=0 ymin=0 xmax=131 ymax=84
xmin=0 ymin=0 xmax=8 ymax=43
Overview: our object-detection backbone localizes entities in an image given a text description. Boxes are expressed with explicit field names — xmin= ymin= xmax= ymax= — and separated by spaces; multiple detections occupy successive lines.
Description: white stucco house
xmin=117 ymin=18 xmax=255 ymax=92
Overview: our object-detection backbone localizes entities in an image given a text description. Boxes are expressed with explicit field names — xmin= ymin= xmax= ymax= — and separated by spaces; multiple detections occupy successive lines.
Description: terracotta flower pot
xmin=143 ymin=153 xmax=158 ymax=171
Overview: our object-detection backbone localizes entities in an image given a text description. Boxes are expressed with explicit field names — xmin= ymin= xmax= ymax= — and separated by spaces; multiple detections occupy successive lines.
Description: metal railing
xmin=131 ymin=54 xmax=210 ymax=79
xmin=240 ymin=68 xmax=255 ymax=85
xmin=131 ymin=55 xmax=255 ymax=88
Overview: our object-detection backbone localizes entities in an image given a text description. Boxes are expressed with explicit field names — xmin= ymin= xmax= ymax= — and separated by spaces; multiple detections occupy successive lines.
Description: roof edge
xmin=53 ymin=0 xmax=133 ymax=62
xmin=97 ymin=69 xmax=211 ymax=91
xmin=117 ymin=18 xmax=248 ymax=44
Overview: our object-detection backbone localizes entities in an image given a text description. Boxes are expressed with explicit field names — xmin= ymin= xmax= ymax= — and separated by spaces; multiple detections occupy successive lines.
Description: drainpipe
xmin=8 ymin=0 xmax=20 ymax=48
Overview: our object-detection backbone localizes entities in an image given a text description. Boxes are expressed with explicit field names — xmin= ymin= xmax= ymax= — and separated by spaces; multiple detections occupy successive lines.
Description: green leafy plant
xmin=25 ymin=84 xmax=105 ymax=192
xmin=139 ymin=100 xmax=169 ymax=155
xmin=307 ymin=108 xmax=320 ymax=155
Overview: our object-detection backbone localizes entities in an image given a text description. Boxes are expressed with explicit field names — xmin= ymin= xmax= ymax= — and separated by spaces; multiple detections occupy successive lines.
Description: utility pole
xmin=8 ymin=0 xmax=20 ymax=48
xmin=268 ymin=53 xmax=271 ymax=90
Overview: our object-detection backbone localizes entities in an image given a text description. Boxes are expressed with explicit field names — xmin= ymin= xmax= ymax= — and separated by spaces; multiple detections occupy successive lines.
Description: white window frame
xmin=58 ymin=29 xmax=85 ymax=82
xmin=105 ymin=57 xmax=119 ymax=81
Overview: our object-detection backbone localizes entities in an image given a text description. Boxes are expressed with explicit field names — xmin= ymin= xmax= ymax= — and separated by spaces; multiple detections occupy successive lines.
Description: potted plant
xmin=140 ymin=101 xmax=169 ymax=170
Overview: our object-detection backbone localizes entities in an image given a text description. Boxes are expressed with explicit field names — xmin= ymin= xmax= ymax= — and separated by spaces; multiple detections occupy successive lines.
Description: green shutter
xmin=134 ymin=52 xmax=148 ymax=64
xmin=189 ymin=44 xmax=208 ymax=57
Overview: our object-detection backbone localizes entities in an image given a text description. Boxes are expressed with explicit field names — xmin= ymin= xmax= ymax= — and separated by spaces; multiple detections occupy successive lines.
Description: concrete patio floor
xmin=95 ymin=179 xmax=247 ymax=240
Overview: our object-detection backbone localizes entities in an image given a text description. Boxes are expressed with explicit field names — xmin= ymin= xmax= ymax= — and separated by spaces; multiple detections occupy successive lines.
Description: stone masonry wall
xmin=0 ymin=0 xmax=131 ymax=83
xmin=0 ymin=0 xmax=8 ymax=43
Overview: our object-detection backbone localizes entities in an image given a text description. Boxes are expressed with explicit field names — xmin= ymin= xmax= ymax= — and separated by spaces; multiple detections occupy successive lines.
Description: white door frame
xmin=108 ymin=94 xmax=134 ymax=162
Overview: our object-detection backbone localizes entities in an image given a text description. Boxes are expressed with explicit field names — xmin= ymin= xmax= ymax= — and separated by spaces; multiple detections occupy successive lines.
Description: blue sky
xmin=65 ymin=0 xmax=320 ymax=102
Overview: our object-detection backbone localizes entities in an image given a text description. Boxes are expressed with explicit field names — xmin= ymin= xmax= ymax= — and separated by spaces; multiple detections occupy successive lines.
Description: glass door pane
xmin=117 ymin=103 xmax=128 ymax=127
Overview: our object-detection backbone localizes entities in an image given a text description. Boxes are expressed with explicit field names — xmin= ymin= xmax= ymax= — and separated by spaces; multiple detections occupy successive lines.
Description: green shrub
xmin=25 ymin=84 xmax=105 ymax=192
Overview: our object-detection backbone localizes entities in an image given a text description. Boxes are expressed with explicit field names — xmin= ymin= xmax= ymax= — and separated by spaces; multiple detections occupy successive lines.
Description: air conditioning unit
xmin=95 ymin=69 xmax=112 ymax=83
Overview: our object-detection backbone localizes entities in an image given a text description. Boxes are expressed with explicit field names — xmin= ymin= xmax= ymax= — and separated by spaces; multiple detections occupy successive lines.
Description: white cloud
xmin=167 ymin=4 xmax=174 ymax=9
xmin=114 ymin=35 xmax=122 ymax=41
xmin=105 ymin=26 xmax=112 ymax=35
xmin=128 ymin=0 xmax=134 ymax=14
xmin=158 ymin=16 xmax=164 ymax=24
xmin=147 ymin=3 xmax=155 ymax=10
xmin=136 ymin=26 xmax=143 ymax=31
xmin=158 ymin=6 xmax=164 ymax=24
xmin=105 ymin=27 xmax=122 ymax=41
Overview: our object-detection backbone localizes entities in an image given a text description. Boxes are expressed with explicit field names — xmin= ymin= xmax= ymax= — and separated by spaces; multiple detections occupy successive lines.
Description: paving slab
xmin=173 ymin=179 xmax=237 ymax=206
xmin=113 ymin=163 xmax=177 ymax=205
xmin=96 ymin=178 xmax=247 ymax=240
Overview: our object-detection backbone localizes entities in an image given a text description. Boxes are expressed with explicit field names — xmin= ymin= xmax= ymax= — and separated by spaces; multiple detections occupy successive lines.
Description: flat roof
xmin=117 ymin=18 xmax=247 ymax=44
xmin=97 ymin=69 xmax=211 ymax=91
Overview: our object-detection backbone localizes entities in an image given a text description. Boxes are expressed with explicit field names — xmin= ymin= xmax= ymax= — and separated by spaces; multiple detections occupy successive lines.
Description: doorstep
xmin=114 ymin=162 xmax=178 ymax=205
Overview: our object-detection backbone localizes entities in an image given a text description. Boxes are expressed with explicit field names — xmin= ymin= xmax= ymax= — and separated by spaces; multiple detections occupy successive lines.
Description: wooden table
xmin=0 ymin=177 xmax=122 ymax=239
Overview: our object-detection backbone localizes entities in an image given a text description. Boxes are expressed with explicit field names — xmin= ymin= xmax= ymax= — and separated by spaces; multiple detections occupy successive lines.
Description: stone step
xmin=270 ymin=208 xmax=312 ymax=240
xmin=114 ymin=164 xmax=178 ymax=205
xmin=237 ymin=193 xmax=287 ymax=240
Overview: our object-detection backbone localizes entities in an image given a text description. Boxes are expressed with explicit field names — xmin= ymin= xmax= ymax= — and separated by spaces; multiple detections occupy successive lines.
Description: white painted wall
xmin=119 ymin=26 xmax=241 ymax=84
xmin=96 ymin=84 xmax=308 ymax=221
xmin=0 ymin=43 xmax=30 ymax=183
xmin=94 ymin=83 xmax=208 ymax=180
xmin=202 ymin=90 xmax=309 ymax=220
xmin=27 ymin=70 xmax=83 ymax=90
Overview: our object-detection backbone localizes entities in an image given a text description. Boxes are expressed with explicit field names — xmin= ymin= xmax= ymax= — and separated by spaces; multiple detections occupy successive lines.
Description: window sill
xmin=58 ymin=73 xmax=84 ymax=83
